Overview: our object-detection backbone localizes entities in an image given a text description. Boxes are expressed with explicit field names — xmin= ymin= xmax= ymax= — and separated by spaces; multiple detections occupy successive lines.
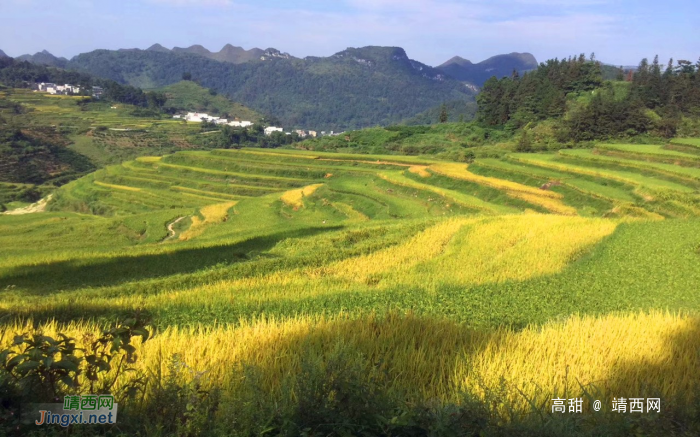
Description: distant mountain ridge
xmin=66 ymin=45 xmax=477 ymax=130
xmin=150 ymin=43 xmax=289 ymax=64
xmin=437 ymin=52 xmax=538 ymax=86
xmin=5 ymin=43 xmax=546 ymax=129
xmin=15 ymin=50 xmax=68 ymax=68
xmin=0 ymin=49 xmax=8 ymax=59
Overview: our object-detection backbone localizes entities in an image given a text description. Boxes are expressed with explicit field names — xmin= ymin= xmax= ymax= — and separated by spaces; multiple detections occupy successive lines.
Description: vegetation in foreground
xmin=1 ymin=144 xmax=699 ymax=435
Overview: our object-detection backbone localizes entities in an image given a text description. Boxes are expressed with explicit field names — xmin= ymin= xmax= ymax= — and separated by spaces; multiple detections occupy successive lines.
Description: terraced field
xmin=2 ymin=144 xmax=700 ymax=433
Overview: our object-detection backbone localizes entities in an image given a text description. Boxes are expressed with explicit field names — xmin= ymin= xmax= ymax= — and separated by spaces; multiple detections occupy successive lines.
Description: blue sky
xmin=1 ymin=0 xmax=698 ymax=66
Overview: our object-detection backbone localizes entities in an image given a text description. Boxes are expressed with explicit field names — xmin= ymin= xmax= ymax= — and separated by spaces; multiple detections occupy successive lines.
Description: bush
xmin=140 ymin=355 xmax=221 ymax=437
xmin=0 ymin=317 xmax=151 ymax=433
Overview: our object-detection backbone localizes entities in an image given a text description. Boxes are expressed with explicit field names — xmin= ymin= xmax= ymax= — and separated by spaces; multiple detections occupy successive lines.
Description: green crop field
xmin=596 ymin=143 xmax=700 ymax=166
xmin=2 ymin=139 xmax=700 ymax=434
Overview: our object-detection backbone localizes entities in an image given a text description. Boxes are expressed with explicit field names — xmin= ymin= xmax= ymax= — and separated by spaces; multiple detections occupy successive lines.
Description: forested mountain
xmin=15 ymin=50 xmax=68 ymax=68
xmin=0 ymin=50 xmax=8 ymax=59
xmin=66 ymin=46 xmax=477 ymax=130
xmin=437 ymin=53 xmax=538 ymax=86
xmin=477 ymin=54 xmax=700 ymax=143
xmin=0 ymin=57 xmax=167 ymax=108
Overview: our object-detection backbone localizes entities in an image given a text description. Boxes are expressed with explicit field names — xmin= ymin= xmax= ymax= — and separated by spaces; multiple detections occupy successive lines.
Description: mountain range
xmin=149 ymin=43 xmax=294 ymax=64
xmin=1 ymin=44 xmax=540 ymax=129
xmin=15 ymin=50 xmax=68 ymax=68
xmin=437 ymin=53 xmax=538 ymax=85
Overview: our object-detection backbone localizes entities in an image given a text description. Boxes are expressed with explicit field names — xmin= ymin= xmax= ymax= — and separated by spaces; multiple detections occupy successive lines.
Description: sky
xmin=1 ymin=0 xmax=698 ymax=67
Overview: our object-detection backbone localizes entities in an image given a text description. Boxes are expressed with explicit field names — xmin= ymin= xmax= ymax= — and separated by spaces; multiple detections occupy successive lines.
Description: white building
xmin=308 ymin=130 xmax=317 ymax=138
xmin=37 ymin=82 xmax=56 ymax=92
xmin=294 ymin=129 xmax=307 ymax=138
xmin=185 ymin=112 xmax=209 ymax=122
xmin=227 ymin=120 xmax=254 ymax=128
xmin=264 ymin=126 xmax=283 ymax=135
xmin=35 ymin=82 xmax=80 ymax=95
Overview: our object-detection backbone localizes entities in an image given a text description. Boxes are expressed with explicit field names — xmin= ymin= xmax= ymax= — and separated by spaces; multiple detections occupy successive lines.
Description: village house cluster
xmin=173 ymin=112 xmax=254 ymax=127
xmin=174 ymin=112 xmax=325 ymax=137
xmin=33 ymin=82 xmax=104 ymax=97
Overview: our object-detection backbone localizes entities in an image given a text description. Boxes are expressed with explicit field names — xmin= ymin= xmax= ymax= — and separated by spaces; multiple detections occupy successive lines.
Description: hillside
xmin=2 ymin=143 xmax=700 ymax=433
xmin=437 ymin=52 xmax=538 ymax=86
xmin=66 ymin=46 xmax=477 ymax=130
xmin=0 ymin=88 xmax=202 ymax=205
xmin=159 ymin=81 xmax=263 ymax=121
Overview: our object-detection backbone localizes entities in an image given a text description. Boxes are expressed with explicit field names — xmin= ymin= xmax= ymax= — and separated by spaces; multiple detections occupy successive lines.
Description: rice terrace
xmin=2 ymin=17 xmax=700 ymax=434
xmin=2 ymin=133 xmax=700 ymax=433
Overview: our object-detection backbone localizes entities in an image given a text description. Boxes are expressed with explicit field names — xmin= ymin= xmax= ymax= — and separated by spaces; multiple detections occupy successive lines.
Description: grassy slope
xmin=0 ymin=87 xmax=264 ymax=205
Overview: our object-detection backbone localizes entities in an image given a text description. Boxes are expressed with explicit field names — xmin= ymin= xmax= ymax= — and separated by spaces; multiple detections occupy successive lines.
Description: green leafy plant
xmin=0 ymin=317 xmax=151 ymax=408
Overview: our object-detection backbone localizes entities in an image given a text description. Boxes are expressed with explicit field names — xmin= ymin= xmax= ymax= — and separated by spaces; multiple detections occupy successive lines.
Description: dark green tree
xmin=616 ymin=67 xmax=625 ymax=81
xmin=515 ymin=129 xmax=533 ymax=152
xmin=439 ymin=104 xmax=448 ymax=123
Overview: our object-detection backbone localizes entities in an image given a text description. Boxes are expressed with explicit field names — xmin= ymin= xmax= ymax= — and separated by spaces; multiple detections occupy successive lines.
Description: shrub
xmin=0 ymin=317 xmax=150 ymax=432
xmin=140 ymin=355 xmax=221 ymax=437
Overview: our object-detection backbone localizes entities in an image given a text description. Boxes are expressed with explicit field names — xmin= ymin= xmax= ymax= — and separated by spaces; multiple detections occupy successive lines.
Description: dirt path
xmin=163 ymin=216 xmax=186 ymax=241
xmin=2 ymin=195 xmax=53 ymax=215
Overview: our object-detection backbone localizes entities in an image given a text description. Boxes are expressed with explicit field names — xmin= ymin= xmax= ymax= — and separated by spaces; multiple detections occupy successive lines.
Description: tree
xmin=145 ymin=91 xmax=167 ymax=109
xmin=616 ymin=67 xmax=625 ymax=81
xmin=439 ymin=104 xmax=448 ymax=123
xmin=676 ymin=60 xmax=695 ymax=75
xmin=647 ymin=55 xmax=663 ymax=107
xmin=182 ymin=72 xmax=192 ymax=81
xmin=515 ymin=129 xmax=533 ymax=152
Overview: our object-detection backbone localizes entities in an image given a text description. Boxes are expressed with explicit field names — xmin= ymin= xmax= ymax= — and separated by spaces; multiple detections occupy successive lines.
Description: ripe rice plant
xmin=1 ymin=311 xmax=696 ymax=417
xmin=430 ymin=163 xmax=578 ymax=215
xmin=280 ymin=183 xmax=324 ymax=209
xmin=179 ymin=201 xmax=238 ymax=241
xmin=2 ymin=145 xmax=700 ymax=433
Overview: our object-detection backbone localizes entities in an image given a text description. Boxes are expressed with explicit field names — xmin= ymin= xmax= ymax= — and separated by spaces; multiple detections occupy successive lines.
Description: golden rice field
xmin=2 ymin=144 xmax=700 ymax=432
xmin=2 ymin=311 xmax=696 ymax=414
